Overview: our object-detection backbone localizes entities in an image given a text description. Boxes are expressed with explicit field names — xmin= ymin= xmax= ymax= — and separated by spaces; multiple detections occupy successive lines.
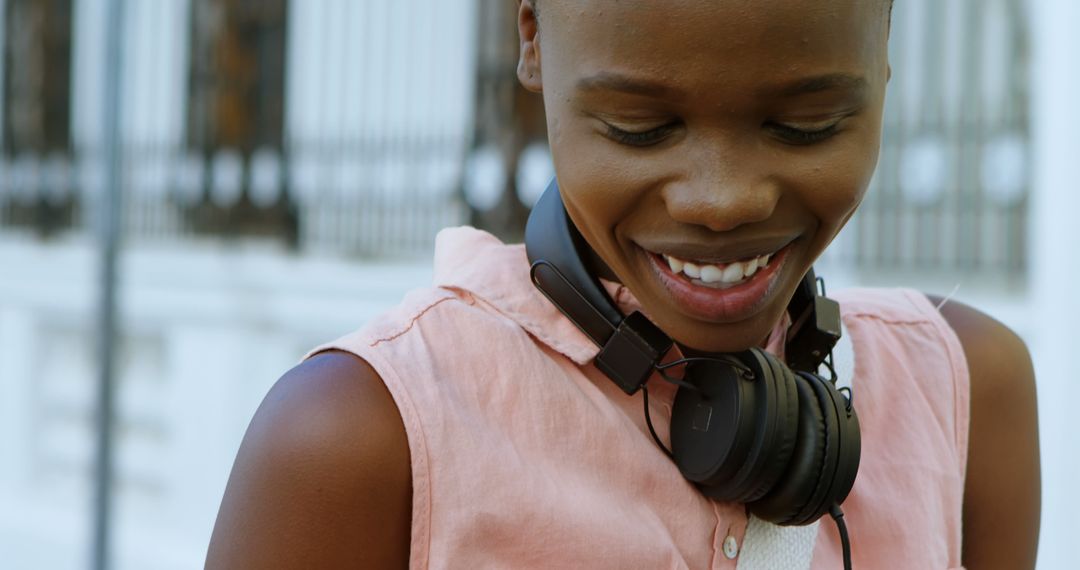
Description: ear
xmin=517 ymin=0 xmax=543 ymax=92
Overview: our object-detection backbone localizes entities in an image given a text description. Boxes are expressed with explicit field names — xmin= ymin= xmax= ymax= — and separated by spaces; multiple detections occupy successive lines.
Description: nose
xmin=661 ymin=161 xmax=781 ymax=233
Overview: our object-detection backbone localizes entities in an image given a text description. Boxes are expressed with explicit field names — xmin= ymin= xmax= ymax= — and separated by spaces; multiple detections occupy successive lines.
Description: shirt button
xmin=723 ymin=535 xmax=739 ymax=559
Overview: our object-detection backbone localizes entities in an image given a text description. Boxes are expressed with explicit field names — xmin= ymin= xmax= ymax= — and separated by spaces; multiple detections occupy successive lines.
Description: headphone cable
xmin=829 ymin=504 xmax=853 ymax=570
xmin=641 ymin=386 xmax=674 ymax=459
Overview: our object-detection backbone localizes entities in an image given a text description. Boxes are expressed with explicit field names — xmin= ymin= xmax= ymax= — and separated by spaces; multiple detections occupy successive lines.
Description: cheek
xmin=547 ymin=141 xmax=624 ymax=260
xmin=801 ymin=136 xmax=880 ymax=233
xmin=548 ymin=130 xmax=644 ymax=238
xmin=548 ymin=141 xmax=662 ymax=290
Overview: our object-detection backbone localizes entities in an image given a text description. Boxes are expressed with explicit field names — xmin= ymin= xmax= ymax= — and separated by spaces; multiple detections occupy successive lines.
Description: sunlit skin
xmin=517 ymin=0 xmax=890 ymax=352
xmin=204 ymin=2 xmax=1039 ymax=568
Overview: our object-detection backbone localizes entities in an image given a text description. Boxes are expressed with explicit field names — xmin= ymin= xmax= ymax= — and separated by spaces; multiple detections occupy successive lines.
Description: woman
xmin=206 ymin=1 xmax=1040 ymax=568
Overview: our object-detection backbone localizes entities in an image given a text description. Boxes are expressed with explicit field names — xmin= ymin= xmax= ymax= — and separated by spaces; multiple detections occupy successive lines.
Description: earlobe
xmin=517 ymin=0 xmax=543 ymax=92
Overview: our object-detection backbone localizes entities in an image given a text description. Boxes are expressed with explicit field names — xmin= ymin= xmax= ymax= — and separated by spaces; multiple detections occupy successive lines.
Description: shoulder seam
xmin=369 ymin=293 xmax=467 ymax=348
xmin=839 ymin=288 xmax=937 ymax=326
xmin=839 ymin=311 xmax=933 ymax=326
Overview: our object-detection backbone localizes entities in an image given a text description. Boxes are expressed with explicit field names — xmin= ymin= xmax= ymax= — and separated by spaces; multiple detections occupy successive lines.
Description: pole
xmin=92 ymin=0 xmax=125 ymax=567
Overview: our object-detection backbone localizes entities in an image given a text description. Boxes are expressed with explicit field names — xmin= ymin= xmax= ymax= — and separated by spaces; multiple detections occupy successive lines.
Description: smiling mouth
xmin=658 ymin=250 xmax=776 ymax=289
xmin=638 ymin=241 xmax=795 ymax=322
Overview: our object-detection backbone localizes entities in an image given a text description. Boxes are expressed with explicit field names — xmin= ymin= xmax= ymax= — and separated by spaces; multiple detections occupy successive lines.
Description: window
xmin=1 ymin=0 xmax=74 ymax=237
xmin=4 ymin=0 xmax=72 ymax=153
xmin=188 ymin=0 xmax=286 ymax=153
xmin=185 ymin=0 xmax=293 ymax=242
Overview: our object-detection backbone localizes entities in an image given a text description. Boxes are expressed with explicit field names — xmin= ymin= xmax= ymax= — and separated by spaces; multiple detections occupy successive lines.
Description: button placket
xmin=722 ymin=534 xmax=739 ymax=559
xmin=712 ymin=504 xmax=749 ymax=567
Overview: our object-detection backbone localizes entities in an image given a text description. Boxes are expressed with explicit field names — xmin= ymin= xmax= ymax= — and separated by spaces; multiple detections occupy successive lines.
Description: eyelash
xmin=603 ymin=123 xmax=679 ymax=147
xmin=766 ymin=122 xmax=842 ymax=145
xmin=602 ymin=121 xmax=843 ymax=148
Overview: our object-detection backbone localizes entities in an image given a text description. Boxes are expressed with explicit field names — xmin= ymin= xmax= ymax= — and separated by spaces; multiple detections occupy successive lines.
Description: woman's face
xmin=518 ymin=0 xmax=890 ymax=352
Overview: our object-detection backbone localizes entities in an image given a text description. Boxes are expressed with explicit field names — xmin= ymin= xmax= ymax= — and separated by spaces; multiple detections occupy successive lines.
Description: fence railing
xmin=0 ymin=0 xmax=1031 ymax=277
xmin=0 ymin=140 xmax=470 ymax=256
xmin=0 ymin=0 xmax=478 ymax=258
xmin=822 ymin=0 xmax=1030 ymax=277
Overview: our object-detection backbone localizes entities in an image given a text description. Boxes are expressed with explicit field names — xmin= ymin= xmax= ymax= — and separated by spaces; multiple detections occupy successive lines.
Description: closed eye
xmin=766 ymin=121 xmax=843 ymax=146
xmin=603 ymin=122 xmax=680 ymax=147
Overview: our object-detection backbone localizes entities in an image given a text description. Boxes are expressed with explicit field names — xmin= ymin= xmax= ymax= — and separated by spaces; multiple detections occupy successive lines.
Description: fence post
xmin=92 ymin=0 xmax=126 ymax=568
xmin=469 ymin=0 xmax=546 ymax=240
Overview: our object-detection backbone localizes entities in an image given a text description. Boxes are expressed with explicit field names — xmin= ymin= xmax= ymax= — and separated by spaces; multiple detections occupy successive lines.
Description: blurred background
xmin=0 ymin=0 xmax=1075 ymax=568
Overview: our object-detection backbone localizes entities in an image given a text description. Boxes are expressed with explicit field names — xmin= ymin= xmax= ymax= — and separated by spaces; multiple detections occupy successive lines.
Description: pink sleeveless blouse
xmin=307 ymin=227 xmax=969 ymax=569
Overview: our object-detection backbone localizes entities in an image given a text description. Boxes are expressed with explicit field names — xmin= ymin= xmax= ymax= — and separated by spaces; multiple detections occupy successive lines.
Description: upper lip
xmin=635 ymin=236 xmax=798 ymax=265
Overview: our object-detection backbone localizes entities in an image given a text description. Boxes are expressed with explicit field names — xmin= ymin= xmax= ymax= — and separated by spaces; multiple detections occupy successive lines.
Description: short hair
xmin=533 ymin=1 xmax=896 ymax=29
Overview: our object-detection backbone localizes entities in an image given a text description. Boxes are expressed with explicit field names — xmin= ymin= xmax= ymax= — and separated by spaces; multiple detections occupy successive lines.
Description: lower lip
xmin=642 ymin=245 xmax=792 ymax=322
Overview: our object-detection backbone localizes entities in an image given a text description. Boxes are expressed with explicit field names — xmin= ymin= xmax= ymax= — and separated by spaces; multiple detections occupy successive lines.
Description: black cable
xmin=837 ymin=386 xmax=854 ymax=415
xmin=641 ymin=386 xmax=674 ymax=459
xmin=656 ymin=355 xmax=755 ymax=380
xmin=829 ymin=504 xmax=853 ymax=570
xmin=823 ymin=349 xmax=839 ymax=384
xmin=655 ymin=366 xmax=700 ymax=392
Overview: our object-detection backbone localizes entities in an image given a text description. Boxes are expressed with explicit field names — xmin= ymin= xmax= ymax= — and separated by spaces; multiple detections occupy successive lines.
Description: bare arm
xmin=929 ymin=296 xmax=1041 ymax=569
xmin=205 ymin=351 xmax=412 ymax=569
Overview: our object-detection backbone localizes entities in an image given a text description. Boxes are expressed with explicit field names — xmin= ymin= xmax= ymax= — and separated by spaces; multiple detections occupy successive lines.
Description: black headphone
xmin=524 ymin=180 xmax=861 ymax=564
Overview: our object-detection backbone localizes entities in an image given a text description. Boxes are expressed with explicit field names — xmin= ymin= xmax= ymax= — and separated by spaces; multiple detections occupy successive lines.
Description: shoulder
xmin=206 ymin=350 xmax=411 ymax=569
xmin=927 ymin=295 xmax=1036 ymax=432
xmin=833 ymin=287 xmax=943 ymax=323
xmin=925 ymin=294 xmax=1040 ymax=569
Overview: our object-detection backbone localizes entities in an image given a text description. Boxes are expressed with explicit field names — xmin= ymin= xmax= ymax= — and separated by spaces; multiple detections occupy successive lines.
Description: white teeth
xmin=699 ymin=264 xmax=724 ymax=282
xmin=661 ymin=250 xmax=776 ymax=285
xmin=667 ymin=256 xmax=684 ymax=273
xmin=721 ymin=263 xmax=744 ymax=282
xmin=743 ymin=257 xmax=759 ymax=277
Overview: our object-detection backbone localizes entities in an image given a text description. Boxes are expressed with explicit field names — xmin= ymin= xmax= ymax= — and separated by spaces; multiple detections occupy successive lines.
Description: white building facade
xmin=2 ymin=1 xmax=1074 ymax=569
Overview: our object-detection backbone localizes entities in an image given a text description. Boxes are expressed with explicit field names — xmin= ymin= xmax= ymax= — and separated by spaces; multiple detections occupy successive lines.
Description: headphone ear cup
xmin=670 ymin=357 xmax=755 ymax=494
xmin=670 ymin=349 xmax=796 ymax=503
xmin=728 ymin=348 xmax=800 ymax=503
xmin=748 ymin=370 xmax=835 ymax=525
xmin=670 ymin=351 xmax=861 ymax=523
xmin=812 ymin=373 xmax=861 ymax=510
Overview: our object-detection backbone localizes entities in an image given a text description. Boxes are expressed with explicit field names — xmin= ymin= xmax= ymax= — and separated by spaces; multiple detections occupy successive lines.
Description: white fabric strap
xmin=735 ymin=319 xmax=854 ymax=569
xmin=736 ymin=516 xmax=821 ymax=570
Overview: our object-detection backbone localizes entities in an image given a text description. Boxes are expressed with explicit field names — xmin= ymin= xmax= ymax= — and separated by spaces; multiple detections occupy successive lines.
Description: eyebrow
xmin=767 ymin=73 xmax=869 ymax=98
xmin=575 ymin=72 xmax=685 ymax=98
xmin=575 ymin=71 xmax=868 ymax=100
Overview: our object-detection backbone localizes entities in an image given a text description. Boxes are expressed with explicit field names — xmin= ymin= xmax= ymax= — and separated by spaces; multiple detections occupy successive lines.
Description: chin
xmin=668 ymin=314 xmax=782 ymax=354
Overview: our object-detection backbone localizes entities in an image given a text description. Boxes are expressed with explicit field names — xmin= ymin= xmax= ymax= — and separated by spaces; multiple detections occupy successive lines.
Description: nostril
xmin=661 ymin=182 xmax=781 ymax=233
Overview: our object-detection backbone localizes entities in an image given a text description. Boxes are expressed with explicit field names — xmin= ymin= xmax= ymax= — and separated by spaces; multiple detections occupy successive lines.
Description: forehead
xmin=541 ymin=0 xmax=887 ymax=94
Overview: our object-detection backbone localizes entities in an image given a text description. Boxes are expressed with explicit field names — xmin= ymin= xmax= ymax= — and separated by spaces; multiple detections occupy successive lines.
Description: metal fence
xmin=0 ymin=0 xmax=474 ymax=257
xmin=0 ymin=141 xmax=468 ymax=253
xmin=0 ymin=0 xmax=1032 ymax=273
xmin=823 ymin=0 xmax=1030 ymax=278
